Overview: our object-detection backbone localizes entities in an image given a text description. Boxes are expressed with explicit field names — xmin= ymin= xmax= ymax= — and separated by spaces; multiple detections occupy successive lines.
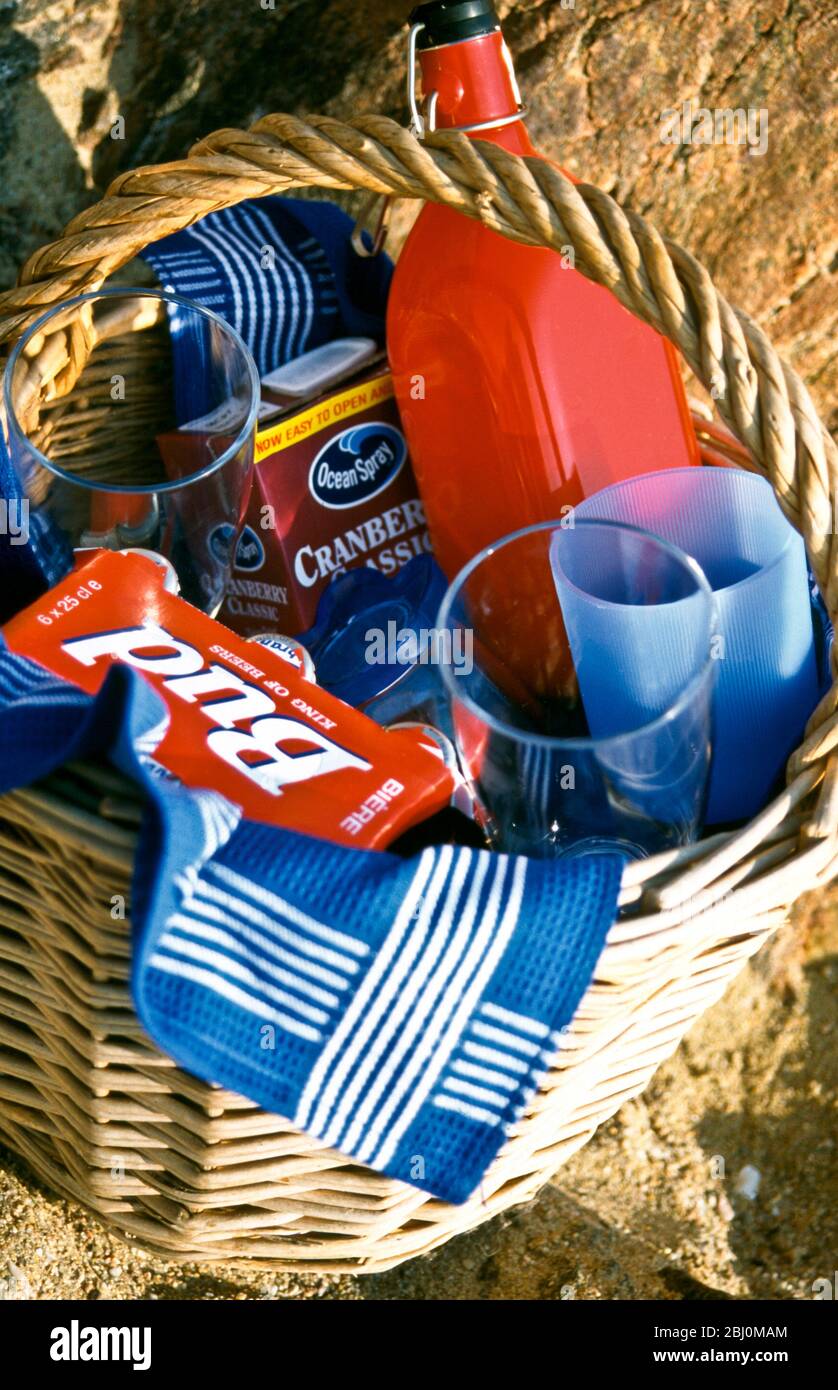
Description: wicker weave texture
xmin=0 ymin=757 xmax=832 ymax=1270
xmin=0 ymin=112 xmax=835 ymax=1271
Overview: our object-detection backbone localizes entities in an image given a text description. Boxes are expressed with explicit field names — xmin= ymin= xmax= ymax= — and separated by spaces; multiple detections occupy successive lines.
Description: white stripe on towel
xmin=186 ymin=223 xmax=255 ymax=337
xmin=307 ymin=847 xmax=454 ymax=1138
xmin=294 ymin=847 xmax=437 ymax=1130
xmin=367 ymin=857 xmax=526 ymax=1167
xmin=451 ymin=1058 xmax=518 ymax=1091
xmin=441 ymin=1075 xmax=509 ymax=1110
xmin=166 ymin=914 xmax=343 ymax=1007
xmin=206 ymin=860 xmax=369 ymax=957
xmin=173 ymin=896 xmax=351 ymax=991
xmin=192 ymin=878 xmax=360 ymax=976
xmin=469 ymin=1019 xmax=541 ymax=1056
xmin=325 ymin=847 xmax=477 ymax=1150
xmin=156 ymin=932 xmax=330 ymax=1027
xmin=217 ymin=208 xmax=274 ymax=372
xmin=251 ymin=204 xmax=314 ymax=360
xmin=461 ymin=1040 xmax=529 ymax=1075
xmin=479 ymin=1001 xmax=549 ymax=1038
xmin=432 ymin=1094 xmax=502 ymax=1129
xmin=337 ymin=853 xmax=493 ymax=1155
xmin=148 ymin=953 xmax=321 ymax=1042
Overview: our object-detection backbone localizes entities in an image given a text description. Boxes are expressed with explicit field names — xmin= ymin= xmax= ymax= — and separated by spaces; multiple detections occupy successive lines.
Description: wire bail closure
xmin=355 ymin=20 xmax=531 ymax=264
xmin=407 ymin=22 xmax=430 ymax=137
xmin=351 ymin=19 xmax=435 ymax=261
xmin=406 ymin=19 xmax=525 ymax=138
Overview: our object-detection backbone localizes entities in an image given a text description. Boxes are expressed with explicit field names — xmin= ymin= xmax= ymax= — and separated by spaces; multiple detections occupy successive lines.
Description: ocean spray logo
xmin=309 ymin=422 xmax=406 ymax=510
xmin=234 ymin=525 xmax=265 ymax=571
xmin=210 ymin=523 xmax=265 ymax=571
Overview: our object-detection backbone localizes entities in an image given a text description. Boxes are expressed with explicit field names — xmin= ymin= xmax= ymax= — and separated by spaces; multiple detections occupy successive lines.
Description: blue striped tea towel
xmin=140 ymin=195 xmax=393 ymax=422
xmin=0 ymin=641 xmax=621 ymax=1203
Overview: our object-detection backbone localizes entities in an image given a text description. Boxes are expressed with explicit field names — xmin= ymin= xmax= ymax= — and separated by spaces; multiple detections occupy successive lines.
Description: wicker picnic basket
xmin=0 ymin=113 xmax=836 ymax=1274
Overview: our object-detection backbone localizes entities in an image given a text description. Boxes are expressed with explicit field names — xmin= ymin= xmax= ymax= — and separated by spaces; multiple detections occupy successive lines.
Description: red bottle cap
xmin=248 ymin=632 xmax=317 ymax=683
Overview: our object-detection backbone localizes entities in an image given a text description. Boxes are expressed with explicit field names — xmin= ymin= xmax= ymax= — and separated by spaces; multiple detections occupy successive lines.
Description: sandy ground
xmin=1 ymin=885 xmax=835 ymax=1302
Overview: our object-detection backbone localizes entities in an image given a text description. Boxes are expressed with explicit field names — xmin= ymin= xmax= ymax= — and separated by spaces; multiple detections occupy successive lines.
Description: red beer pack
xmin=2 ymin=550 xmax=454 ymax=849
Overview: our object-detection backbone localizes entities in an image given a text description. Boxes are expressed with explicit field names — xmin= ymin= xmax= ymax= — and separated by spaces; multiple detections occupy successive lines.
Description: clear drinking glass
xmin=3 ymin=288 xmax=260 ymax=614
xmin=437 ymin=519 xmax=717 ymax=860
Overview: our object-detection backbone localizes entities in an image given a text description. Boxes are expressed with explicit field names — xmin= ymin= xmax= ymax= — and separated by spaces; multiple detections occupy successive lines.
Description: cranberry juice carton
xmin=219 ymin=368 xmax=432 ymax=637
xmin=2 ymin=550 xmax=454 ymax=849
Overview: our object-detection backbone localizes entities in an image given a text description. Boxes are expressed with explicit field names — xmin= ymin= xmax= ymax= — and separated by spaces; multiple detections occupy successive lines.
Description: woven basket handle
xmin=1 ymin=111 xmax=836 ymax=822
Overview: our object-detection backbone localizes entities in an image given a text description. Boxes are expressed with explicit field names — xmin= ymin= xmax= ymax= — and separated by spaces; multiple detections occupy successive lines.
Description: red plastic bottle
xmin=388 ymin=1 xmax=700 ymax=584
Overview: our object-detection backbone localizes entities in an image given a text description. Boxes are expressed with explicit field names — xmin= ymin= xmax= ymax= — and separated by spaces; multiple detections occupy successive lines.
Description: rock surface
xmin=0 ymin=0 xmax=835 ymax=1299
xmin=0 ymin=0 xmax=835 ymax=431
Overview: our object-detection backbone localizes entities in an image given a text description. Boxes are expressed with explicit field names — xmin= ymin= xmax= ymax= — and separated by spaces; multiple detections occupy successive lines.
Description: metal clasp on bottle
xmin=406 ymin=20 xmax=526 ymax=138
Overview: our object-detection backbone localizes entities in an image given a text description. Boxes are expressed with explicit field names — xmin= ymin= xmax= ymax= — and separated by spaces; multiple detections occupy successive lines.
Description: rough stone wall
xmin=0 ymin=0 xmax=834 ymax=425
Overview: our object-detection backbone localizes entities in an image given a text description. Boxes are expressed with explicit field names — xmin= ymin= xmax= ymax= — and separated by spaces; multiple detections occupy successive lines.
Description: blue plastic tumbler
xmin=574 ymin=467 xmax=820 ymax=823
xmin=438 ymin=518 xmax=716 ymax=860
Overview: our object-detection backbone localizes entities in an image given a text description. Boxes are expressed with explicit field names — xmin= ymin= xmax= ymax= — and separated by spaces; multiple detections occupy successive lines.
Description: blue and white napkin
xmin=0 ymin=640 xmax=621 ymax=1203
xmin=140 ymin=196 xmax=392 ymax=424
xmin=141 ymin=196 xmax=392 ymax=377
